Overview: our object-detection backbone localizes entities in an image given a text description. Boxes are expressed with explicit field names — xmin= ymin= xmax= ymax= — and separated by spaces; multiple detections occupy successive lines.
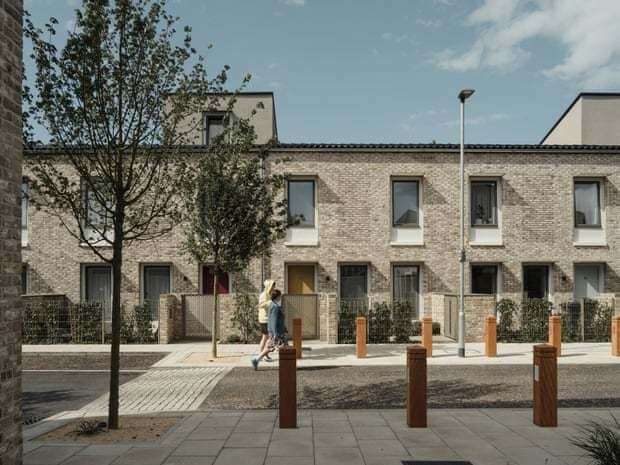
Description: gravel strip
xmin=201 ymin=364 xmax=620 ymax=410
xmin=23 ymin=352 xmax=168 ymax=370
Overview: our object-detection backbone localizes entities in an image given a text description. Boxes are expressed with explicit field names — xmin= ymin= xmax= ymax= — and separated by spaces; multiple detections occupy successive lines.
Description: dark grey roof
xmin=23 ymin=142 xmax=620 ymax=156
xmin=273 ymin=142 xmax=620 ymax=151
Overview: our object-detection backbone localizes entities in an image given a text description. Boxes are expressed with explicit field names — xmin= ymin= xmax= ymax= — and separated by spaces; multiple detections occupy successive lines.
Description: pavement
xmin=23 ymin=341 xmax=620 ymax=367
xmin=23 ymin=408 xmax=620 ymax=465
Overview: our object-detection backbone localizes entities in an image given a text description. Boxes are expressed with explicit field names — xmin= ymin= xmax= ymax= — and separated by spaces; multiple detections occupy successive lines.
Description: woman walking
xmin=252 ymin=288 xmax=286 ymax=370
xmin=257 ymin=279 xmax=275 ymax=361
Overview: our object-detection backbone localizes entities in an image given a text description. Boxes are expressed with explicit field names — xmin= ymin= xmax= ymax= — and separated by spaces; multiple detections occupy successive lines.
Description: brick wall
xmin=0 ymin=0 xmax=23 ymax=463
xmin=22 ymin=145 xmax=620 ymax=344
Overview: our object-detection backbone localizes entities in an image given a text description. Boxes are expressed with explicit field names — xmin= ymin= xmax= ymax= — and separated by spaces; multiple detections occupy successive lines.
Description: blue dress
xmin=267 ymin=300 xmax=286 ymax=339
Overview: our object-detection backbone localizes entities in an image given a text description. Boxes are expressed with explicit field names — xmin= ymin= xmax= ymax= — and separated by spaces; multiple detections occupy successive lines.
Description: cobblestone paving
xmin=69 ymin=368 xmax=230 ymax=417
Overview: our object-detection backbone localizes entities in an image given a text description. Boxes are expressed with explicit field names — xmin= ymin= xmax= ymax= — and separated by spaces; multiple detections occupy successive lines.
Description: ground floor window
xmin=143 ymin=265 xmax=171 ymax=318
xmin=392 ymin=265 xmax=419 ymax=315
xmin=471 ymin=264 xmax=498 ymax=295
xmin=202 ymin=265 xmax=230 ymax=295
xmin=340 ymin=265 xmax=368 ymax=301
xmin=574 ymin=264 xmax=603 ymax=299
xmin=523 ymin=265 xmax=549 ymax=300
xmin=83 ymin=264 xmax=112 ymax=318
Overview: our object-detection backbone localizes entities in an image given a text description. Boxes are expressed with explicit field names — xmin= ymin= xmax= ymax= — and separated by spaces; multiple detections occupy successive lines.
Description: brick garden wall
xmin=0 ymin=0 xmax=23 ymax=463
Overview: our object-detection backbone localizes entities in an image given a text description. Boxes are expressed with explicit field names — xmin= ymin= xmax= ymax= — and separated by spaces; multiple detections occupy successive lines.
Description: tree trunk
xmin=108 ymin=244 xmax=123 ymax=429
xmin=211 ymin=270 xmax=219 ymax=358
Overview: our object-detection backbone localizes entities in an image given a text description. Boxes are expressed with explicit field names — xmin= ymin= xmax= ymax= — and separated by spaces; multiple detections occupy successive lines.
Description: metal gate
xmin=282 ymin=294 xmax=319 ymax=339
xmin=444 ymin=295 xmax=458 ymax=340
xmin=182 ymin=294 xmax=214 ymax=339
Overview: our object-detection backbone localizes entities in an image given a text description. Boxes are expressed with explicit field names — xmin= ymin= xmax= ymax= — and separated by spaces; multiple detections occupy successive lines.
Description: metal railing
xmin=496 ymin=297 xmax=614 ymax=343
xmin=22 ymin=299 xmax=158 ymax=344
xmin=337 ymin=299 xmax=426 ymax=344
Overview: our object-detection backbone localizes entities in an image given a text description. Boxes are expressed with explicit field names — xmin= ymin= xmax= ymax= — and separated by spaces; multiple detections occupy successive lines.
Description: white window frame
xmin=390 ymin=176 xmax=424 ymax=246
xmin=573 ymin=177 xmax=606 ymax=246
xmin=469 ymin=176 xmax=502 ymax=246
xmin=203 ymin=112 xmax=226 ymax=145
xmin=285 ymin=176 xmax=319 ymax=246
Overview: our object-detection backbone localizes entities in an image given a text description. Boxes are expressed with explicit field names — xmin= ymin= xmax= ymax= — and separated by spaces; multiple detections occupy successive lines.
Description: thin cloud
xmin=433 ymin=0 xmax=620 ymax=88
xmin=416 ymin=18 xmax=442 ymax=28
xmin=280 ymin=0 xmax=305 ymax=6
xmin=442 ymin=113 xmax=511 ymax=127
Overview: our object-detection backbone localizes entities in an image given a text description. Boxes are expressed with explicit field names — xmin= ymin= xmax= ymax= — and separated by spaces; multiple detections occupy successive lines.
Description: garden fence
xmin=22 ymin=299 xmax=159 ymax=344
xmin=496 ymin=298 xmax=614 ymax=343
xmin=337 ymin=299 xmax=439 ymax=344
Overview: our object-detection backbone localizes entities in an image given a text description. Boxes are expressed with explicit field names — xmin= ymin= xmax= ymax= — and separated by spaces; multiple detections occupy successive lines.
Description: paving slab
xmin=62 ymin=456 xmax=116 ymax=465
xmin=24 ymin=445 xmax=84 ymax=465
xmin=213 ymin=448 xmax=266 ymax=465
xmin=172 ymin=440 xmax=224 ymax=456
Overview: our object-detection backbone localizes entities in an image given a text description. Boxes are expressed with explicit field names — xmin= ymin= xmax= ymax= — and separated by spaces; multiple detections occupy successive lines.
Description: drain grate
xmin=23 ymin=415 xmax=44 ymax=426
xmin=402 ymin=462 xmax=473 ymax=465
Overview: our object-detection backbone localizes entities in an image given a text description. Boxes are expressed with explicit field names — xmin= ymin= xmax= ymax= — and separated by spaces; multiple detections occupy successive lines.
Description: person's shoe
xmin=251 ymin=357 xmax=259 ymax=370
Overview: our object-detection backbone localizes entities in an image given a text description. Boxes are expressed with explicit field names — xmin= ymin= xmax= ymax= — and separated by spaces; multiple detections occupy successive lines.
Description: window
xmin=143 ymin=265 xmax=171 ymax=318
xmin=471 ymin=265 xmax=498 ymax=294
xmin=340 ymin=265 xmax=368 ymax=301
xmin=471 ymin=180 xmax=497 ymax=226
xmin=392 ymin=180 xmax=419 ymax=227
xmin=84 ymin=265 xmax=112 ymax=319
xmin=21 ymin=179 xmax=28 ymax=246
xmin=202 ymin=265 xmax=230 ymax=295
xmin=574 ymin=181 xmax=601 ymax=227
xmin=523 ymin=265 xmax=549 ymax=300
xmin=574 ymin=264 xmax=603 ymax=299
xmin=83 ymin=179 xmax=112 ymax=234
xmin=21 ymin=264 xmax=28 ymax=295
xmin=393 ymin=265 xmax=419 ymax=313
xmin=205 ymin=113 xmax=225 ymax=145
xmin=287 ymin=180 xmax=315 ymax=227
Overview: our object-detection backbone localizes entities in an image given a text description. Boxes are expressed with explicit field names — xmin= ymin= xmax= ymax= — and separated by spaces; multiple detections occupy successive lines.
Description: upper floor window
xmin=21 ymin=178 xmax=28 ymax=246
xmin=574 ymin=180 xmax=601 ymax=227
xmin=392 ymin=180 xmax=419 ymax=227
xmin=287 ymin=179 xmax=315 ymax=227
xmin=204 ymin=113 xmax=225 ymax=145
xmin=83 ymin=179 xmax=111 ymax=231
xmin=471 ymin=180 xmax=497 ymax=226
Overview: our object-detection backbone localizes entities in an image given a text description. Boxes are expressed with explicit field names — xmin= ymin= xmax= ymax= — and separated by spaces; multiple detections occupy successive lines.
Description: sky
xmin=23 ymin=0 xmax=620 ymax=144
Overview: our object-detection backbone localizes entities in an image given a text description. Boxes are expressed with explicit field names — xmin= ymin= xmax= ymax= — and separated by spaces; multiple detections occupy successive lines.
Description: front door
xmin=574 ymin=265 xmax=601 ymax=299
xmin=287 ymin=264 xmax=315 ymax=294
xmin=143 ymin=265 xmax=171 ymax=319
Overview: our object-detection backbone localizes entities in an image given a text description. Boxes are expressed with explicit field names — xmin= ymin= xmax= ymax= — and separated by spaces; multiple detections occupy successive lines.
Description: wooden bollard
xmin=548 ymin=315 xmax=561 ymax=357
xmin=279 ymin=346 xmax=297 ymax=428
xmin=356 ymin=316 xmax=367 ymax=358
xmin=293 ymin=318 xmax=302 ymax=359
xmin=422 ymin=316 xmax=433 ymax=358
xmin=612 ymin=315 xmax=620 ymax=356
xmin=406 ymin=345 xmax=427 ymax=428
xmin=485 ymin=315 xmax=497 ymax=357
xmin=533 ymin=344 xmax=557 ymax=427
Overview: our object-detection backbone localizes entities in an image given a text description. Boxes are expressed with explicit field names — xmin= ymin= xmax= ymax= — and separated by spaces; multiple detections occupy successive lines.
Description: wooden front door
xmin=287 ymin=265 xmax=315 ymax=294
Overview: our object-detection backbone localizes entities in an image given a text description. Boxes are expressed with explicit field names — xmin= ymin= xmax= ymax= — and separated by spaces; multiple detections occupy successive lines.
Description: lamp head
xmin=458 ymin=89 xmax=475 ymax=102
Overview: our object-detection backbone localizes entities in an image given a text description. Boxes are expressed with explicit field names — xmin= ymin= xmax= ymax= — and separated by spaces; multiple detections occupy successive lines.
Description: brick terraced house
xmin=22 ymin=92 xmax=620 ymax=343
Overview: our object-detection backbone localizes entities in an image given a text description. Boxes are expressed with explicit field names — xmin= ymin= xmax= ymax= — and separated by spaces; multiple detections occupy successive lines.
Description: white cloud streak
xmin=433 ymin=0 xmax=620 ymax=88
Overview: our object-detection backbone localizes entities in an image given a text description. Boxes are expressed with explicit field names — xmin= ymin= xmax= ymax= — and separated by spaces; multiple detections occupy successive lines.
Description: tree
xmin=23 ymin=0 xmax=240 ymax=428
xmin=179 ymin=113 xmax=288 ymax=358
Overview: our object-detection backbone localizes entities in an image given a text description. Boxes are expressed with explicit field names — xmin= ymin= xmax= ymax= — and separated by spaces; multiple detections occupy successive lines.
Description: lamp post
xmin=458 ymin=88 xmax=475 ymax=358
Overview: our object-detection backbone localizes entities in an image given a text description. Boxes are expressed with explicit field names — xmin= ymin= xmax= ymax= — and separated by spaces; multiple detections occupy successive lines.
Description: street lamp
xmin=458 ymin=88 xmax=474 ymax=358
